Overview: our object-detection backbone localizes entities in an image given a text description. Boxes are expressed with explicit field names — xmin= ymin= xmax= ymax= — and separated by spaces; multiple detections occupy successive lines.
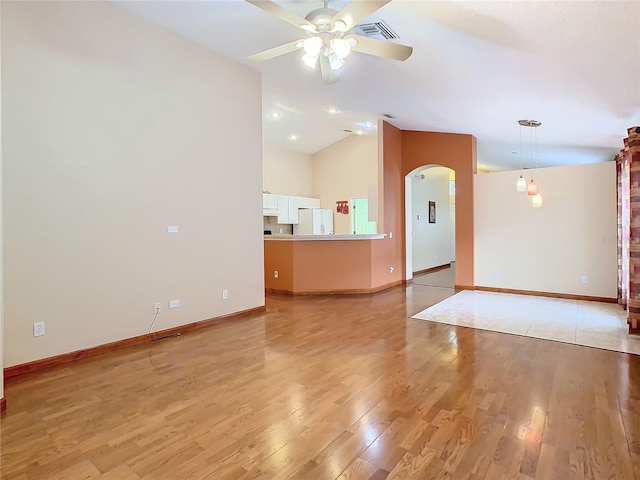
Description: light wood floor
xmin=2 ymin=284 xmax=640 ymax=480
xmin=412 ymin=265 xmax=455 ymax=289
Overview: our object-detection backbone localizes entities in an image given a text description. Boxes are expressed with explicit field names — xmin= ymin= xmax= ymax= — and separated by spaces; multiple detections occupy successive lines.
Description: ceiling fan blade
xmin=248 ymin=40 xmax=303 ymax=63
xmin=331 ymin=0 xmax=391 ymax=32
xmin=319 ymin=55 xmax=340 ymax=85
xmin=245 ymin=0 xmax=315 ymax=32
xmin=346 ymin=34 xmax=413 ymax=61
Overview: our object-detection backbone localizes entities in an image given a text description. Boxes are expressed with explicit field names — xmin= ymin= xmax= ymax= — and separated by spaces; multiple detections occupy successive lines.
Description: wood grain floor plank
xmin=2 ymin=286 xmax=639 ymax=479
xmin=337 ymin=458 xmax=378 ymax=480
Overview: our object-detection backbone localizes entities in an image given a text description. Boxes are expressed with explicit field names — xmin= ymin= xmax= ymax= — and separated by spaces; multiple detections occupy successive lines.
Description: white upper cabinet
xmin=264 ymin=193 xmax=320 ymax=223
xmin=263 ymin=194 xmax=279 ymax=216
xmin=277 ymin=195 xmax=299 ymax=224
xmin=263 ymin=193 xmax=278 ymax=210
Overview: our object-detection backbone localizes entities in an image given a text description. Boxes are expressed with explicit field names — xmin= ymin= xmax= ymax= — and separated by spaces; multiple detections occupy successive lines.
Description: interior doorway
xmin=351 ymin=197 xmax=377 ymax=234
xmin=405 ymin=166 xmax=456 ymax=284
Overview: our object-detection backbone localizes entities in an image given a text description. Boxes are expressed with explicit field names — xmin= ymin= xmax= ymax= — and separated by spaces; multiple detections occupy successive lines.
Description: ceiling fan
xmin=245 ymin=0 xmax=413 ymax=85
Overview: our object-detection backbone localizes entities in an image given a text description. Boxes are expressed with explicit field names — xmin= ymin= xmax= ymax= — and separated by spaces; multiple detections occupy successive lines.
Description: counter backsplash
xmin=263 ymin=216 xmax=293 ymax=235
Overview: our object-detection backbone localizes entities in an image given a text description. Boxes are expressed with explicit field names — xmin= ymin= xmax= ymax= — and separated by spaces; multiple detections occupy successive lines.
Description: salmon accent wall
xmin=376 ymin=121 xmax=404 ymax=286
xmin=263 ymin=240 xmax=294 ymax=293
xmin=264 ymin=239 xmax=399 ymax=294
xmin=381 ymin=123 xmax=477 ymax=288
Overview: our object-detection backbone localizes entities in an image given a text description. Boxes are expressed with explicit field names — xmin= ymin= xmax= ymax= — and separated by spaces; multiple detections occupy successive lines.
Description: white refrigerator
xmin=295 ymin=209 xmax=334 ymax=235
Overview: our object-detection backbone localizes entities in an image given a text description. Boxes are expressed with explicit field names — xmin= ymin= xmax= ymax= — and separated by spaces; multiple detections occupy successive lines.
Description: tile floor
xmin=412 ymin=290 xmax=640 ymax=355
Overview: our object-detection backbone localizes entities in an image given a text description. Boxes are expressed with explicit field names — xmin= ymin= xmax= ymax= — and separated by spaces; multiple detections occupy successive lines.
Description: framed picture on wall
xmin=428 ymin=201 xmax=436 ymax=223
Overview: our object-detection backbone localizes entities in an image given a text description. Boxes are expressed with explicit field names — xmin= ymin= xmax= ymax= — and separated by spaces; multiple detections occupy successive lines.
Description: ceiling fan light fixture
xmin=303 ymin=36 xmax=323 ymax=56
xmin=328 ymin=52 xmax=345 ymax=71
xmin=301 ymin=53 xmax=320 ymax=69
xmin=330 ymin=38 xmax=351 ymax=59
xmin=332 ymin=19 xmax=347 ymax=32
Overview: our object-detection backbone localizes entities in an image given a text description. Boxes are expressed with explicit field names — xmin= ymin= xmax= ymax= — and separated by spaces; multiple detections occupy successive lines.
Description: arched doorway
xmin=377 ymin=122 xmax=476 ymax=289
xmin=405 ymin=165 xmax=456 ymax=285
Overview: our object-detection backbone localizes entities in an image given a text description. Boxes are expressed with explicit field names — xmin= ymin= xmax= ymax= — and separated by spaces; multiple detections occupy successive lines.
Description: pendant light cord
xmin=519 ymin=124 xmax=523 ymax=172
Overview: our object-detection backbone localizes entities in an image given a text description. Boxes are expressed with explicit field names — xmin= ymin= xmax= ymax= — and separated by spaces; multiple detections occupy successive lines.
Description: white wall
xmin=263 ymin=144 xmax=313 ymax=197
xmin=312 ymin=135 xmax=378 ymax=235
xmin=2 ymin=2 xmax=264 ymax=367
xmin=474 ymin=162 xmax=617 ymax=297
xmin=411 ymin=167 xmax=455 ymax=272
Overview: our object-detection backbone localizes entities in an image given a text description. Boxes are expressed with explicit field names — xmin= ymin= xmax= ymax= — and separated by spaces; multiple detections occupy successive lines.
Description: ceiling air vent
xmin=382 ymin=113 xmax=397 ymax=119
xmin=357 ymin=20 xmax=399 ymax=41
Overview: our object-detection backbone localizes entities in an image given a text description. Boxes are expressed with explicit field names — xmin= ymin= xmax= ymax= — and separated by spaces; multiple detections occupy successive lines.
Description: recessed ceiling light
xmin=326 ymin=107 xmax=340 ymax=115
xmin=364 ymin=122 xmax=375 ymax=129
xmin=270 ymin=112 xmax=281 ymax=119
xmin=288 ymin=133 xmax=299 ymax=140
xmin=355 ymin=130 xmax=364 ymax=135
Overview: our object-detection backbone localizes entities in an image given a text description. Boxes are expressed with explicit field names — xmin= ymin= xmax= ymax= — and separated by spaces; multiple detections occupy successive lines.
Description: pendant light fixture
xmin=532 ymin=192 xmax=543 ymax=208
xmin=516 ymin=122 xmax=527 ymax=192
xmin=517 ymin=119 xmax=543 ymax=207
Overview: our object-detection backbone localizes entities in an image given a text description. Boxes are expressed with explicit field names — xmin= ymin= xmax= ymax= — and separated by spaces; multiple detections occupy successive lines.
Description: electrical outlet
xmin=390 ymin=266 xmax=394 ymax=273
xmin=389 ymin=232 xmax=393 ymax=239
xmin=154 ymin=302 xmax=161 ymax=313
xmin=274 ymin=270 xmax=279 ymax=278
xmin=33 ymin=322 xmax=45 ymax=337
xmin=581 ymin=275 xmax=588 ymax=284
xmin=169 ymin=299 xmax=181 ymax=309
xmin=222 ymin=289 xmax=228 ymax=300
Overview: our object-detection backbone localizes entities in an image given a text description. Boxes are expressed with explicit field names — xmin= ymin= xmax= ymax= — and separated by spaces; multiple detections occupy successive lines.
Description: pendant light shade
xmin=532 ymin=192 xmax=543 ymax=208
xmin=516 ymin=175 xmax=527 ymax=192
xmin=527 ymin=179 xmax=538 ymax=196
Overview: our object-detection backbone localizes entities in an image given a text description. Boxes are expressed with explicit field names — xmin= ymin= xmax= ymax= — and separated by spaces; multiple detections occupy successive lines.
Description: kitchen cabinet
xmin=277 ymin=195 xmax=299 ymax=224
xmin=295 ymin=208 xmax=334 ymax=235
xmin=263 ymin=194 xmax=321 ymax=223
xmin=263 ymin=194 xmax=279 ymax=216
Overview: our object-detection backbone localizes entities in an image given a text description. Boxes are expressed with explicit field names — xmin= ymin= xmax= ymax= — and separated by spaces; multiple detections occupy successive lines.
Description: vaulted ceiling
xmin=115 ymin=0 xmax=640 ymax=171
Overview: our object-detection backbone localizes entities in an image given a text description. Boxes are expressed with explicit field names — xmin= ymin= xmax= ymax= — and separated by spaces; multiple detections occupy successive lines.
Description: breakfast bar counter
xmin=265 ymin=234 xmax=386 ymax=241
xmin=264 ymin=234 xmax=402 ymax=295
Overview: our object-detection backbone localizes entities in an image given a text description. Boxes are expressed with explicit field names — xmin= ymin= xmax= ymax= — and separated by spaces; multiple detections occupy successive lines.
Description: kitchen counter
xmin=264 ymin=234 xmax=386 ymax=241
xmin=264 ymin=233 xmax=401 ymax=295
